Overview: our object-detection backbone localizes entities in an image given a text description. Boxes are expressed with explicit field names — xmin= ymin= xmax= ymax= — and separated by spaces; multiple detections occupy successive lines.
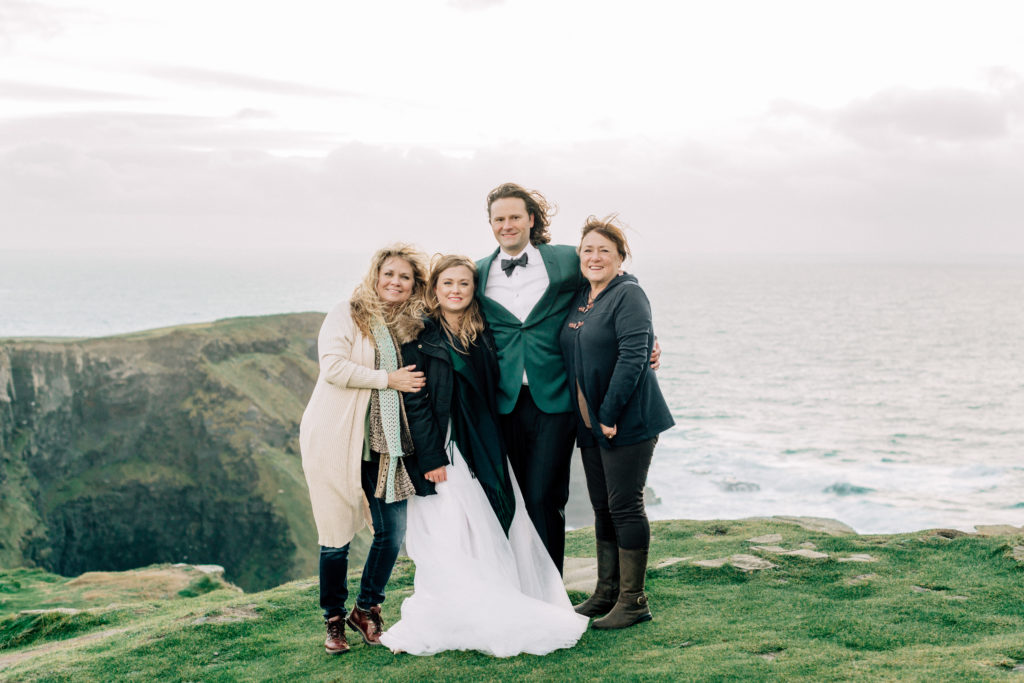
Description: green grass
xmin=0 ymin=565 xmax=234 ymax=618
xmin=3 ymin=520 xmax=1024 ymax=681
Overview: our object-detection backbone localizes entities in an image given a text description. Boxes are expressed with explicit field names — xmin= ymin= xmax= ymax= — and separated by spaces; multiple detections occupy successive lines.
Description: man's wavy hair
xmin=349 ymin=243 xmax=428 ymax=344
xmin=486 ymin=182 xmax=556 ymax=246
xmin=424 ymin=254 xmax=487 ymax=353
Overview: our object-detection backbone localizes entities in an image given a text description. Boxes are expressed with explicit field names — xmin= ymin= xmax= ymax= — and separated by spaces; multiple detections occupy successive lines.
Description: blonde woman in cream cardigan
xmin=300 ymin=244 xmax=445 ymax=655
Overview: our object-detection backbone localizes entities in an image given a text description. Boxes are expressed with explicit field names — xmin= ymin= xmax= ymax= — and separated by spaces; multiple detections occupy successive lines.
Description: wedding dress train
xmin=380 ymin=446 xmax=588 ymax=657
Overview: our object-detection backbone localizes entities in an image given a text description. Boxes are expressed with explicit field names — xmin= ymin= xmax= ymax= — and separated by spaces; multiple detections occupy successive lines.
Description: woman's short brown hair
xmin=579 ymin=214 xmax=631 ymax=261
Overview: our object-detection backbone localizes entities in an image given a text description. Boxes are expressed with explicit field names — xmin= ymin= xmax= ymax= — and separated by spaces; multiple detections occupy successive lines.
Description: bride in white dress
xmin=381 ymin=255 xmax=587 ymax=657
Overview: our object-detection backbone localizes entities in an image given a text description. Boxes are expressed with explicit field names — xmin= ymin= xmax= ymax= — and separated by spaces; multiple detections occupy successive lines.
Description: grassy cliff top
xmin=3 ymin=518 xmax=1024 ymax=681
xmin=0 ymin=313 xmax=327 ymax=345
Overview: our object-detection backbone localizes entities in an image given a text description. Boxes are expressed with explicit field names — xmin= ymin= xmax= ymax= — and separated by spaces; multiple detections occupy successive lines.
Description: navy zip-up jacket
xmin=559 ymin=273 xmax=674 ymax=448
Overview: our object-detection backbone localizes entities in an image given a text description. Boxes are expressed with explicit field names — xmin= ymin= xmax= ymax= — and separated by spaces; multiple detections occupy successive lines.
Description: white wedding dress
xmin=380 ymin=445 xmax=589 ymax=657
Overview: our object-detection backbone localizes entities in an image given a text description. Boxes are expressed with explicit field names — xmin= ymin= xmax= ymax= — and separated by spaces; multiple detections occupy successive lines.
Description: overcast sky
xmin=2 ymin=0 xmax=1023 ymax=258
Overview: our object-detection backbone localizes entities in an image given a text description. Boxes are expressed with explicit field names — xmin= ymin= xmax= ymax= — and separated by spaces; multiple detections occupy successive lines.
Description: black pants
xmin=580 ymin=437 xmax=656 ymax=550
xmin=500 ymin=385 xmax=576 ymax=574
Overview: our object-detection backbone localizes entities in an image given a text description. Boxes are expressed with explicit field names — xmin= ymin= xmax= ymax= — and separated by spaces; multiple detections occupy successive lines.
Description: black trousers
xmin=580 ymin=437 xmax=656 ymax=550
xmin=499 ymin=385 xmax=576 ymax=574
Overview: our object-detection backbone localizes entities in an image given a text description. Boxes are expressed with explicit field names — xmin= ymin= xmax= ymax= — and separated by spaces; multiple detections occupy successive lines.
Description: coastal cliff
xmin=0 ymin=314 xmax=328 ymax=591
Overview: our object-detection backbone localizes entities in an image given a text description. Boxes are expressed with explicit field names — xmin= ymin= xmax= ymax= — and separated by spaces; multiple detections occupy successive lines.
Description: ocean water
xmin=3 ymin=249 xmax=1022 ymax=534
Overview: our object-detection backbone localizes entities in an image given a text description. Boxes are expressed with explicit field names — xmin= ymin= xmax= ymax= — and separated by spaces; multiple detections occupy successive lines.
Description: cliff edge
xmin=0 ymin=314 xmax=327 ymax=591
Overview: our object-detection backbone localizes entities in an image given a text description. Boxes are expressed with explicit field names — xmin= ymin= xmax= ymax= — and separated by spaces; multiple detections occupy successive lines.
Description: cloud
xmin=0 ymin=1 xmax=63 ymax=43
xmin=0 ymin=111 xmax=337 ymax=152
xmin=0 ymin=79 xmax=149 ymax=102
xmin=235 ymin=108 xmax=275 ymax=120
xmin=0 ymin=1 xmax=103 ymax=47
xmin=145 ymin=66 xmax=358 ymax=99
xmin=772 ymin=82 xmax=1022 ymax=148
xmin=3 ymin=128 xmax=1022 ymax=258
xmin=3 ymin=76 xmax=1023 ymax=257
xmin=836 ymin=86 xmax=1009 ymax=144
xmin=447 ymin=0 xmax=505 ymax=10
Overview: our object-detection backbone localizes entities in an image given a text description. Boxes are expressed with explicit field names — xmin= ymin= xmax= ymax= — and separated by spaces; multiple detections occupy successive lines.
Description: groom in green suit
xmin=476 ymin=183 xmax=584 ymax=574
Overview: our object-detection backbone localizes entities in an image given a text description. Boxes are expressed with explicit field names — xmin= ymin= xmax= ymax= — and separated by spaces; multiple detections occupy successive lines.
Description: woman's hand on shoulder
xmin=424 ymin=466 xmax=447 ymax=483
xmin=388 ymin=365 xmax=426 ymax=392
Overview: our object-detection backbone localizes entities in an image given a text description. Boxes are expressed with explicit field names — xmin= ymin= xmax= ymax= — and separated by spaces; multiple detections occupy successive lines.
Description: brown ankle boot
xmin=346 ymin=605 xmax=384 ymax=645
xmin=574 ymin=539 xmax=620 ymax=617
xmin=592 ymin=548 xmax=652 ymax=630
xmin=324 ymin=615 xmax=350 ymax=654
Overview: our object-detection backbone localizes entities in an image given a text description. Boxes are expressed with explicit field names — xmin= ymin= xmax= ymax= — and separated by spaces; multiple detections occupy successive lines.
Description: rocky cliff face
xmin=0 ymin=314 xmax=330 ymax=591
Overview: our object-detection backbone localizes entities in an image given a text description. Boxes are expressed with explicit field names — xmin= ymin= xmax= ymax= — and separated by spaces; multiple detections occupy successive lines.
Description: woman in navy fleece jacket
xmin=559 ymin=215 xmax=674 ymax=631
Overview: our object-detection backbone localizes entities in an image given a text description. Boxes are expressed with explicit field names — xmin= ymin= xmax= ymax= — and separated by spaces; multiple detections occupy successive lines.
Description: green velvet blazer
xmin=476 ymin=243 xmax=583 ymax=415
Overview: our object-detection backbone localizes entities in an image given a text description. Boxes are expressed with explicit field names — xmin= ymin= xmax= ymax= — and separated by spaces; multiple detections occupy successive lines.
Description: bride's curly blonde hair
xmin=350 ymin=243 xmax=428 ymax=344
xmin=424 ymin=254 xmax=486 ymax=352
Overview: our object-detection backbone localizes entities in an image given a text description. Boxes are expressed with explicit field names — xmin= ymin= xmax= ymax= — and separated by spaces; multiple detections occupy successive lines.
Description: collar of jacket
xmin=413 ymin=316 xmax=497 ymax=358
xmin=412 ymin=318 xmax=449 ymax=359
xmin=589 ymin=271 xmax=639 ymax=301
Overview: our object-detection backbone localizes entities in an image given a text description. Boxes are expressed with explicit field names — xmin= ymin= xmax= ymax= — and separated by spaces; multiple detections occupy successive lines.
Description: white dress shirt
xmin=485 ymin=242 xmax=549 ymax=384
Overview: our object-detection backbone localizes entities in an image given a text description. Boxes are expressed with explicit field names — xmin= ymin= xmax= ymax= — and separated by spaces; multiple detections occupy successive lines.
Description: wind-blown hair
xmin=580 ymin=214 xmax=632 ymax=262
xmin=486 ymin=182 xmax=555 ymax=246
xmin=350 ymin=243 xmax=428 ymax=344
xmin=425 ymin=254 xmax=486 ymax=352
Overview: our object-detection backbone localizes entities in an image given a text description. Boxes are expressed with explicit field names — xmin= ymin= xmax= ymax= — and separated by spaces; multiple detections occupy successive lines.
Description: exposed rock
xmin=799 ymin=542 xmax=817 ymax=549
xmin=696 ymin=554 xmax=779 ymax=572
xmin=781 ymin=549 xmax=829 ymax=560
xmin=837 ymin=554 xmax=878 ymax=563
xmin=847 ymin=573 xmax=876 ymax=586
xmin=715 ymin=479 xmax=760 ymax=492
xmin=191 ymin=565 xmax=225 ymax=576
xmin=1013 ymin=546 xmax=1024 ymax=562
xmin=747 ymin=533 xmax=783 ymax=544
xmin=745 ymin=516 xmax=857 ymax=536
xmin=190 ymin=605 xmax=259 ymax=625
xmin=823 ymin=482 xmax=875 ymax=496
xmin=975 ymin=525 xmax=1024 ymax=537
xmin=694 ymin=557 xmax=728 ymax=568
xmin=644 ymin=486 xmax=662 ymax=506
xmin=563 ymin=557 xmax=597 ymax=593
xmin=932 ymin=529 xmax=972 ymax=539
xmin=654 ymin=557 xmax=691 ymax=569
xmin=64 ymin=564 xmax=240 ymax=599
xmin=19 ymin=607 xmax=80 ymax=615
xmin=731 ymin=554 xmax=779 ymax=571
xmin=753 ymin=547 xmax=829 ymax=560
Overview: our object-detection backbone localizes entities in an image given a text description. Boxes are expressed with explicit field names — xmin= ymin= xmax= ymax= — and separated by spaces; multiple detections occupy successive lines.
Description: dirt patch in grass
xmin=0 ymin=627 xmax=128 ymax=671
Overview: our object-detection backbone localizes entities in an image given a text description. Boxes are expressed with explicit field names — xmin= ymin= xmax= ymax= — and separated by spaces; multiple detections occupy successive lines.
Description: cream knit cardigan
xmin=300 ymin=300 xmax=389 ymax=548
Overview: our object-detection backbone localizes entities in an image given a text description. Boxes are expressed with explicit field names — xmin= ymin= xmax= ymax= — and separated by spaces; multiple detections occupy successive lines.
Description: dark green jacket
xmin=476 ymin=243 xmax=584 ymax=415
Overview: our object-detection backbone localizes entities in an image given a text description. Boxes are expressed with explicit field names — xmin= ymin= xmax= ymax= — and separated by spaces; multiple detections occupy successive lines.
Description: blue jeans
xmin=320 ymin=456 xmax=408 ymax=619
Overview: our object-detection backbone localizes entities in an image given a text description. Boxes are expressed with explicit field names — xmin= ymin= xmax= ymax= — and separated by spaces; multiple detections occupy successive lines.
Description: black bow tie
xmin=500 ymin=253 xmax=528 ymax=277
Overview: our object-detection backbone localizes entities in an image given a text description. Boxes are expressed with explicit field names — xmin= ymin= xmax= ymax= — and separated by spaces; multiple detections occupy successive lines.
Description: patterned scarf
xmin=371 ymin=320 xmax=408 ymax=503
